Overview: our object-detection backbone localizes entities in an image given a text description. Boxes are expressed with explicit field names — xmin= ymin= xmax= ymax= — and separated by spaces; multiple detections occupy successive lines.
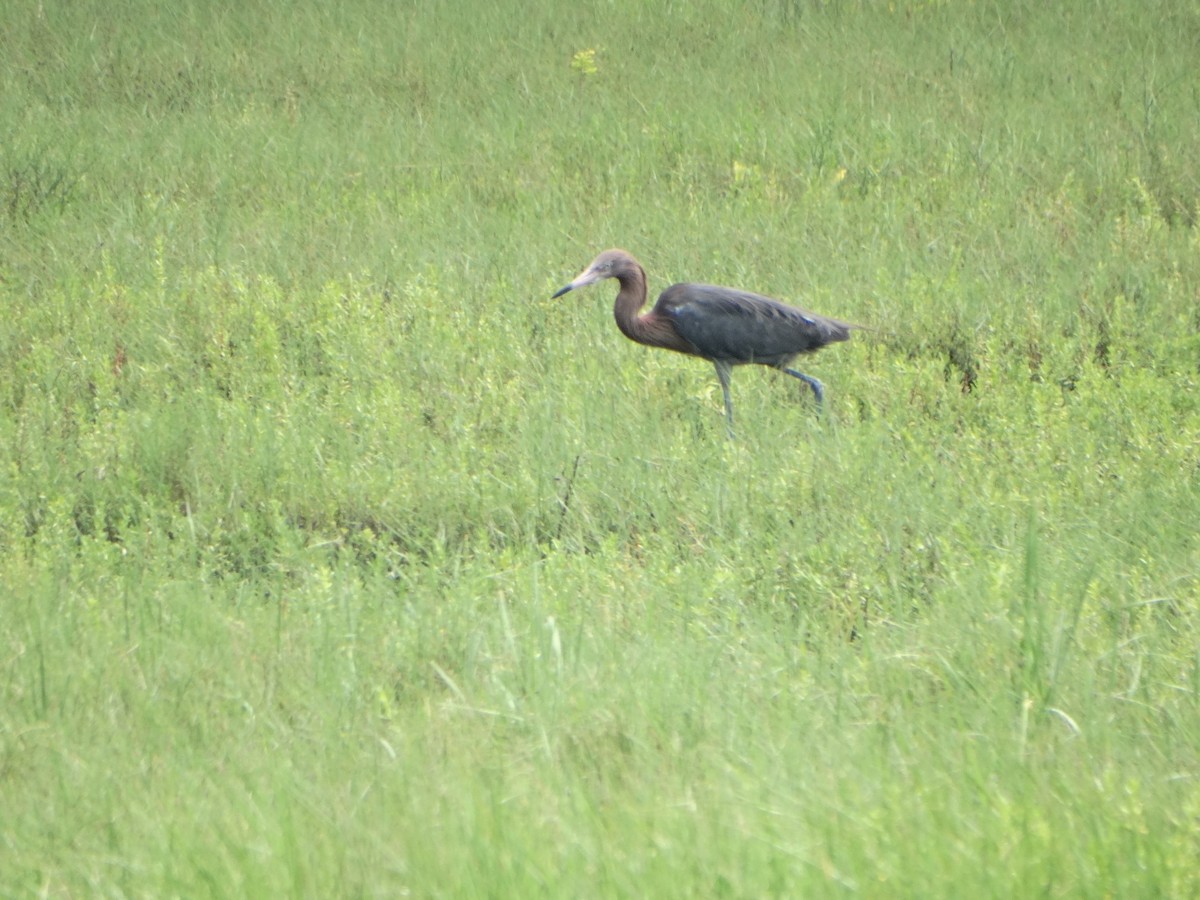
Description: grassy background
xmin=3 ymin=0 xmax=1199 ymax=895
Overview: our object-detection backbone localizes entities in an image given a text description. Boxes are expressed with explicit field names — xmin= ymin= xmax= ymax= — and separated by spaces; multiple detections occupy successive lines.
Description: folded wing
xmin=658 ymin=283 xmax=852 ymax=366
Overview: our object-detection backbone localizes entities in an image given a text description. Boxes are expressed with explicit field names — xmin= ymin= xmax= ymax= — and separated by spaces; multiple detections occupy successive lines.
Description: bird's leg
xmin=713 ymin=360 xmax=736 ymax=437
xmin=782 ymin=368 xmax=824 ymax=406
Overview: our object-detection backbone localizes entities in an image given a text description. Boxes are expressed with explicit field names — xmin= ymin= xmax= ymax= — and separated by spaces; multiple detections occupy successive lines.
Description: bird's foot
xmin=783 ymin=369 xmax=824 ymax=406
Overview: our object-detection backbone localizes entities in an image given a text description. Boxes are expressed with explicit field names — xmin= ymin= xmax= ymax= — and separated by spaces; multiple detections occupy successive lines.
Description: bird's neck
xmin=612 ymin=265 xmax=655 ymax=344
xmin=612 ymin=264 xmax=691 ymax=351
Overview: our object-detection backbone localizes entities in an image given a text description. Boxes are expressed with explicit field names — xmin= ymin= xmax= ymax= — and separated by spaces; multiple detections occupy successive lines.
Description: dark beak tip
xmin=551 ymin=284 xmax=572 ymax=299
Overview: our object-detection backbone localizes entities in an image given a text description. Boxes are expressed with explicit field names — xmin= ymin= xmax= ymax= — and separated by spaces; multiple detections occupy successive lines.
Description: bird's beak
xmin=551 ymin=264 xmax=601 ymax=299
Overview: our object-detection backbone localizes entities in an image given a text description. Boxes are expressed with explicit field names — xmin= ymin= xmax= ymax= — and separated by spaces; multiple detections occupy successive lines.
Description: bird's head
xmin=552 ymin=249 xmax=637 ymax=298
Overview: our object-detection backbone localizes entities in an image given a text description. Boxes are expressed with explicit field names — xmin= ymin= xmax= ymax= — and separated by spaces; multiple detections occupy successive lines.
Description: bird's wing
xmin=658 ymin=283 xmax=851 ymax=365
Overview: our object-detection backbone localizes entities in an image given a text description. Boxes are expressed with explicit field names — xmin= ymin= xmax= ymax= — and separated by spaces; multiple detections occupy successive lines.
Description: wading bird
xmin=552 ymin=249 xmax=855 ymax=433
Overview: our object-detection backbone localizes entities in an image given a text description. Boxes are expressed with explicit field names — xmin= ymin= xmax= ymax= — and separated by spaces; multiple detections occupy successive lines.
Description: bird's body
xmin=552 ymin=248 xmax=854 ymax=431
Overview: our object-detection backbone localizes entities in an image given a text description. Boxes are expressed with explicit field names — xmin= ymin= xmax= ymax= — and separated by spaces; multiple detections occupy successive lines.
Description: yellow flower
xmin=570 ymin=48 xmax=599 ymax=77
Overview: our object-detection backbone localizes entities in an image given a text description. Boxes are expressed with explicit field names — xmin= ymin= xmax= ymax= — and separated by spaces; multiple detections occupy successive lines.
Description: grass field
xmin=3 ymin=0 xmax=1199 ymax=895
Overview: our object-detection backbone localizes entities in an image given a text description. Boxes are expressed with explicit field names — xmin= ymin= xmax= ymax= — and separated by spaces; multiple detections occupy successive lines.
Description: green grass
xmin=3 ymin=0 xmax=1199 ymax=895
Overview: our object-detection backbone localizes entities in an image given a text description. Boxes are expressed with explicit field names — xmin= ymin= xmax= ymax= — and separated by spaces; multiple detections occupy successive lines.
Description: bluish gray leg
xmin=713 ymin=361 xmax=736 ymax=437
xmin=782 ymin=368 xmax=824 ymax=405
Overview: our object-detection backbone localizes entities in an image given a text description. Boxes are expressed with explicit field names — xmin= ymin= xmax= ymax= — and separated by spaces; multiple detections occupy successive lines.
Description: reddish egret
xmin=552 ymin=249 xmax=854 ymax=432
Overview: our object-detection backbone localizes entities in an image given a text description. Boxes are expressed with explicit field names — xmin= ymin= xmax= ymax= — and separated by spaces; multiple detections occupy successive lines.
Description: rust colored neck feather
xmin=612 ymin=264 xmax=691 ymax=352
